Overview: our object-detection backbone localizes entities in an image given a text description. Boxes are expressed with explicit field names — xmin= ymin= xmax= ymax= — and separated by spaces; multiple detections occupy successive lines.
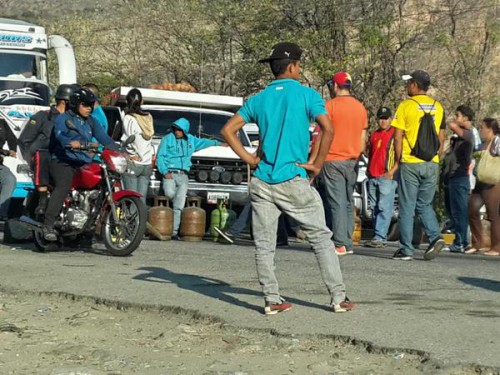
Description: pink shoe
xmin=264 ymin=301 xmax=292 ymax=315
xmin=335 ymin=246 xmax=353 ymax=256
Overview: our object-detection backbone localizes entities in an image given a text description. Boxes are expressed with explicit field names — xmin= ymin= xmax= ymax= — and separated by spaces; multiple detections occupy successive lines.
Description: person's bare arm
xmin=394 ymin=128 xmax=403 ymax=166
xmin=221 ymin=114 xmax=260 ymax=167
xmin=448 ymin=121 xmax=464 ymax=138
xmin=360 ymin=129 xmax=367 ymax=155
xmin=307 ymin=131 xmax=321 ymax=163
xmin=298 ymin=114 xmax=333 ymax=178
xmin=438 ymin=128 xmax=446 ymax=157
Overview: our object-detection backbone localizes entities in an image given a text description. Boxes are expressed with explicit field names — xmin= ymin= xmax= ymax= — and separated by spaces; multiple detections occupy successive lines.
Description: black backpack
xmin=407 ymin=99 xmax=440 ymax=161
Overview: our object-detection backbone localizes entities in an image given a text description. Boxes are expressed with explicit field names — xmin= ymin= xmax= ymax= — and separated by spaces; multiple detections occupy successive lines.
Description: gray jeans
xmin=320 ymin=160 xmax=358 ymax=250
xmin=250 ymin=176 xmax=346 ymax=305
xmin=123 ymin=163 xmax=152 ymax=203
xmin=0 ymin=165 xmax=16 ymax=218
xmin=163 ymin=173 xmax=189 ymax=236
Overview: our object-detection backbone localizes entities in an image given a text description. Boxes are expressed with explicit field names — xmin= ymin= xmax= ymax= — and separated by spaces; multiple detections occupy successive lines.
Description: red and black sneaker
xmin=264 ymin=301 xmax=293 ymax=315
xmin=332 ymin=297 xmax=355 ymax=313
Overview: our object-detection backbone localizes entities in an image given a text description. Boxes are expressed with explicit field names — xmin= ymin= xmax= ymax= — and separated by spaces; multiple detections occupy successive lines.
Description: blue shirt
xmin=156 ymin=117 xmax=220 ymax=175
xmin=91 ymin=105 xmax=109 ymax=134
xmin=238 ymin=79 xmax=327 ymax=184
xmin=51 ymin=110 xmax=117 ymax=165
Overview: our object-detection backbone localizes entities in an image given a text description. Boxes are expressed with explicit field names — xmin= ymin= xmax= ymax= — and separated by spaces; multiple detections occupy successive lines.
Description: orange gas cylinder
xmin=148 ymin=196 xmax=173 ymax=240
xmin=180 ymin=196 xmax=206 ymax=241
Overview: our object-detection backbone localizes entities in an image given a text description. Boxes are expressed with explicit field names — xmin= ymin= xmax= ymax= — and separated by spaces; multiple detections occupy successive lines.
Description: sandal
xmin=464 ymin=247 xmax=478 ymax=254
xmin=483 ymin=250 xmax=500 ymax=256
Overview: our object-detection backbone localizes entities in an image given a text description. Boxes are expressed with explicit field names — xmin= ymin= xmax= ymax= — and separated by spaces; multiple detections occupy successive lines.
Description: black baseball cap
xmin=402 ymin=70 xmax=431 ymax=89
xmin=258 ymin=42 xmax=303 ymax=63
xmin=377 ymin=107 xmax=392 ymax=119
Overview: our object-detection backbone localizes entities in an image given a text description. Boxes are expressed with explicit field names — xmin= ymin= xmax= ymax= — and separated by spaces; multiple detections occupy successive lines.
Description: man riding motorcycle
xmin=42 ymin=87 xmax=120 ymax=241
xmin=19 ymin=84 xmax=78 ymax=215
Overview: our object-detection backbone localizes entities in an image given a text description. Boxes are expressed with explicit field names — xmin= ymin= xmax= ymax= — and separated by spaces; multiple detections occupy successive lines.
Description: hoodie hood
xmin=172 ymin=117 xmax=190 ymax=135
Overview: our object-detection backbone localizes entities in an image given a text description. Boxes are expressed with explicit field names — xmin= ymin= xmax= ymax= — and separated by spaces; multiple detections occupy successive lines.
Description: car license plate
xmin=207 ymin=192 xmax=230 ymax=204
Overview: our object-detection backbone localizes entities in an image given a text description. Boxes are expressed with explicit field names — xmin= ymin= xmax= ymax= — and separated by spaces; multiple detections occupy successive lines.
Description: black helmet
xmin=55 ymin=84 xmax=79 ymax=101
xmin=69 ymin=87 xmax=97 ymax=112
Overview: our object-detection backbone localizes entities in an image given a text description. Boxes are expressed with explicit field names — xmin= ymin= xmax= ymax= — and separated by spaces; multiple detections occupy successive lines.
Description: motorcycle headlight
xmin=110 ymin=155 xmax=128 ymax=174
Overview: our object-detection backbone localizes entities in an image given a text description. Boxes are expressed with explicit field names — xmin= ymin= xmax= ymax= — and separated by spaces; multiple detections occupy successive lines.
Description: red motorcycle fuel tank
xmin=72 ymin=163 xmax=102 ymax=189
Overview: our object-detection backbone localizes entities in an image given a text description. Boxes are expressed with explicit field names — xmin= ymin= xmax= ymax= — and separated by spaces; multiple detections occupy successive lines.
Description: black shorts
xmin=30 ymin=150 xmax=51 ymax=187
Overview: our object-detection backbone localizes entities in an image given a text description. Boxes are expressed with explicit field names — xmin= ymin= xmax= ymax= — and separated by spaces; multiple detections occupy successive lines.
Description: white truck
xmin=104 ymin=87 xmax=256 ymax=207
xmin=0 ymin=18 xmax=76 ymax=202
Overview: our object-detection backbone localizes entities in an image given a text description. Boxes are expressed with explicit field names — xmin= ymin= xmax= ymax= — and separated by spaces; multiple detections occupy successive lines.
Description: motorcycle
xmin=19 ymin=135 xmax=147 ymax=256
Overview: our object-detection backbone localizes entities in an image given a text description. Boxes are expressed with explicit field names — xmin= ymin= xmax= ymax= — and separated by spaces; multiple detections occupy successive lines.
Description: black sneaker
xmin=424 ymin=237 xmax=446 ymax=260
xmin=448 ymin=244 xmax=464 ymax=253
xmin=392 ymin=250 xmax=413 ymax=261
xmin=42 ymin=226 xmax=57 ymax=242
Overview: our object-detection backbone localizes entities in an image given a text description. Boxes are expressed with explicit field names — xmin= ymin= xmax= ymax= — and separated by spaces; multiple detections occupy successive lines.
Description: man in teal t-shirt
xmin=221 ymin=42 xmax=354 ymax=316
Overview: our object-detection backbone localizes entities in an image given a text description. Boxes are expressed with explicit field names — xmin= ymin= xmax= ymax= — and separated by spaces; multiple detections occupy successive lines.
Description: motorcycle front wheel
xmin=102 ymin=196 xmax=147 ymax=256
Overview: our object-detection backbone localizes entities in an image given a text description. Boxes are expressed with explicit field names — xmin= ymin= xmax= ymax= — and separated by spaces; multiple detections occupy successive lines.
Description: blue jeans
xmin=398 ymin=162 xmax=441 ymax=256
xmin=163 ymin=173 xmax=189 ymax=235
xmin=320 ymin=160 xmax=358 ymax=250
xmin=0 ymin=166 xmax=16 ymax=218
xmin=250 ymin=176 xmax=346 ymax=305
xmin=229 ymin=197 xmax=251 ymax=236
xmin=123 ymin=163 xmax=152 ymax=204
xmin=367 ymin=177 xmax=397 ymax=241
xmin=444 ymin=176 xmax=470 ymax=247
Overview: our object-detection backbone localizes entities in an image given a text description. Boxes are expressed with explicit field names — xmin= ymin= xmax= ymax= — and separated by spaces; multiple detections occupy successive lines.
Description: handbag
xmin=476 ymin=141 xmax=500 ymax=184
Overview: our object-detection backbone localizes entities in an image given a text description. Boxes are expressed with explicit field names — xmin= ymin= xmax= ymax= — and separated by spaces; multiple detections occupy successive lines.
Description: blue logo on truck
xmin=0 ymin=34 xmax=33 ymax=46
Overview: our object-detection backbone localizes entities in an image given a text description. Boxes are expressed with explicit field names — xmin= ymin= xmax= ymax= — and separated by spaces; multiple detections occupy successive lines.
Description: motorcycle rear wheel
xmin=102 ymin=196 xmax=147 ymax=256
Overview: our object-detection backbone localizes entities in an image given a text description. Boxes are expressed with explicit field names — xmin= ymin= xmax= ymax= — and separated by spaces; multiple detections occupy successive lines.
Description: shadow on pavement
xmin=458 ymin=277 xmax=500 ymax=292
xmin=133 ymin=266 xmax=332 ymax=314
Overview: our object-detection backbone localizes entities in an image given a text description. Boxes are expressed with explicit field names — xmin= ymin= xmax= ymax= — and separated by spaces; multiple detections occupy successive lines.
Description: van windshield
xmin=147 ymin=108 xmax=250 ymax=147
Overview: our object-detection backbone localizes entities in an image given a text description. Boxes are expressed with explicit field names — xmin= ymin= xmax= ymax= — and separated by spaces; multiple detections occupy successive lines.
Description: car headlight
xmin=110 ymin=155 xmax=128 ymax=174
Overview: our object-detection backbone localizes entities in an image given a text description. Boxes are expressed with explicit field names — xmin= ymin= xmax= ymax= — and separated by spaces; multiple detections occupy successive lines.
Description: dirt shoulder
xmin=0 ymin=291 xmax=493 ymax=375
xmin=0 ymin=291 xmax=424 ymax=374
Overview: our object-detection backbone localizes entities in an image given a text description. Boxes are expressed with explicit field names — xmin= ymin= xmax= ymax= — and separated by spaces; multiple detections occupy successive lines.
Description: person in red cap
xmin=314 ymin=71 xmax=368 ymax=256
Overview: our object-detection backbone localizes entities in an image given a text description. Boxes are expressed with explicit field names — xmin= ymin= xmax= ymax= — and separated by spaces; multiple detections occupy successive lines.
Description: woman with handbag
xmin=466 ymin=118 xmax=500 ymax=256
xmin=122 ymin=88 xmax=155 ymax=203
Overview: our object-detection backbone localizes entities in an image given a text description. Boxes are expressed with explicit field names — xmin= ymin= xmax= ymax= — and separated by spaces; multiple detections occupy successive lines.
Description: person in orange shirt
xmin=316 ymin=72 xmax=368 ymax=255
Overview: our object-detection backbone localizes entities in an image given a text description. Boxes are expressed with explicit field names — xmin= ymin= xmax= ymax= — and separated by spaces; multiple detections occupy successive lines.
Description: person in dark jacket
xmin=42 ymin=87 xmax=120 ymax=241
xmin=0 ymin=119 xmax=17 ymax=220
xmin=18 ymin=84 xmax=77 ymax=214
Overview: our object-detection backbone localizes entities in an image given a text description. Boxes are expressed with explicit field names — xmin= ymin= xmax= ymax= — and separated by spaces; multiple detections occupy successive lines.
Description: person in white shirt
xmin=121 ymin=88 xmax=154 ymax=203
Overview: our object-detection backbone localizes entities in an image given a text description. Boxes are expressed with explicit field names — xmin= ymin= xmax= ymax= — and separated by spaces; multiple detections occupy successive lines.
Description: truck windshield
xmin=0 ymin=51 xmax=46 ymax=81
xmin=147 ymin=108 xmax=250 ymax=147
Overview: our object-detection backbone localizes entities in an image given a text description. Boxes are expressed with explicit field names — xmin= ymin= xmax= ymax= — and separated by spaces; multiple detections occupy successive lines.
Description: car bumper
xmin=148 ymin=179 xmax=249 ymax=206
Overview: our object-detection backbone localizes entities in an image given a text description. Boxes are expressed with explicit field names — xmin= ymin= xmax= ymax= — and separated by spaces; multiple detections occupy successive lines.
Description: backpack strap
xmin=404 ymin=98 xmax=437 ymax=151
xmin=409 ymin=98 xmax=436 ymax=115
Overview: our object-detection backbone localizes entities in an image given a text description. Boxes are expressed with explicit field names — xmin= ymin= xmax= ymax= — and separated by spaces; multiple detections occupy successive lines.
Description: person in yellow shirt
xmin=391 ymin=70 xmax=447 ymax=261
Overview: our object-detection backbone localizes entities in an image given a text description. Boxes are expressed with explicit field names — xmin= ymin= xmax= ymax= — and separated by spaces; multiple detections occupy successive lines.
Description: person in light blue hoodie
xmin=156 ymin=117 xmax=223 ymax=239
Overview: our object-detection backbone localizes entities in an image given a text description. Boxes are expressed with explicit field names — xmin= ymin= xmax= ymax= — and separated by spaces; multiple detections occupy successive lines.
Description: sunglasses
xmin=81 ymin=101 xmax=95 ymax=107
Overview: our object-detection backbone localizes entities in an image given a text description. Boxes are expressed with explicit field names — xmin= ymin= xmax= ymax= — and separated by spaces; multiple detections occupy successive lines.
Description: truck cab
xmin=0 ymin=18 xmax=76 ymax=201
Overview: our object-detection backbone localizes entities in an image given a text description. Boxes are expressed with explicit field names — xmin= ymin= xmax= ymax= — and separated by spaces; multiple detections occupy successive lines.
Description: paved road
xmin=0 ymin=235 xmax=499 ymax=370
